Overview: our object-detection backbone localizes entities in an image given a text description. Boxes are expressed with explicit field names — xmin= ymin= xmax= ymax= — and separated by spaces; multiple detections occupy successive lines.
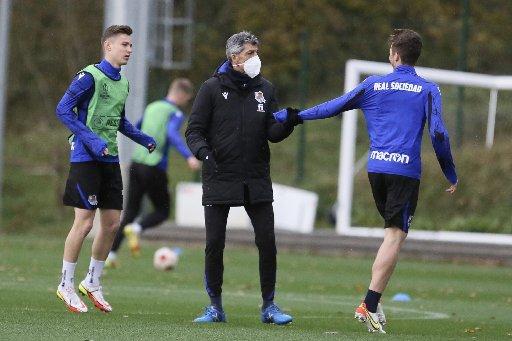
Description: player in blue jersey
xmin=275 ymin=29 xmax=458 ymax=333
xmin=55 ymin=25 xmax=156 ymax=313
xmin=105 ymin=78 xmax=200 ymax=267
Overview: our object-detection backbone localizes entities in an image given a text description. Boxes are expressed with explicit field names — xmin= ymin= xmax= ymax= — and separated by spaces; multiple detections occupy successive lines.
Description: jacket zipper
xmin=241 ymin=92 xmax=247 ymax=184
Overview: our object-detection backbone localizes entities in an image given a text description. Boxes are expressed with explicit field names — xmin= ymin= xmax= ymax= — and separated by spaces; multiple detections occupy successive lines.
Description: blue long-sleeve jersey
xmin=56 ymin=59 xmax=155 ymax=163
xmin=136 ymin=99 xmax=192 ymax=171
xmin=275 ymin=65 xmax=457 ymax=184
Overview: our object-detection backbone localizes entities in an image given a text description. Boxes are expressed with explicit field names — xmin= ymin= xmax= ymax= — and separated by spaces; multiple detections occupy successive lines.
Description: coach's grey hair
xmin=225 ymin=31 xmax=259 ymax=60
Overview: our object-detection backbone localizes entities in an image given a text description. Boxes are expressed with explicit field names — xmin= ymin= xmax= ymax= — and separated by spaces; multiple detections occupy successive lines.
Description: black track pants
xmin=204 ymin=202 xmax=277 ymax=301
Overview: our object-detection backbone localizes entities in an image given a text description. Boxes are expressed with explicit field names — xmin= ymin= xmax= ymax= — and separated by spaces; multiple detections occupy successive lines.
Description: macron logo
xmin=370 ymin=151 xmax=410 ymax=164
xmin=222 ymin=92 xmax=228 ymax=99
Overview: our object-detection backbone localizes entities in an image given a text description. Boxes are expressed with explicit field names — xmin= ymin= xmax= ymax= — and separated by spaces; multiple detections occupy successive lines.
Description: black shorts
xmin=368 ymin=172 xmax=420 ymax=233
xmin=63 ymin=162 xmax=123 ymax=210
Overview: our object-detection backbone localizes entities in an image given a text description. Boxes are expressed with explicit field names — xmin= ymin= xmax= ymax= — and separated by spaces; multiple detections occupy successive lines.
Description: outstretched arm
xmin=56 ymin=72 xmax=108 ymax=157
xmin=274 ymin=80 xmax=367 ymax=123
xmin=266 ymin=88 xmax=301 ymax=143
xmin=427 ymin=86 xmax=458 ymax=190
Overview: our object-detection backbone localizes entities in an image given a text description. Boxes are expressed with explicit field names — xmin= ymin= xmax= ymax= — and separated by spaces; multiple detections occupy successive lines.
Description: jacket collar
xmin=214 ymin=60 xmax=262 ymax=91
xmin=394 ymin=64 xmax=417 ymax=75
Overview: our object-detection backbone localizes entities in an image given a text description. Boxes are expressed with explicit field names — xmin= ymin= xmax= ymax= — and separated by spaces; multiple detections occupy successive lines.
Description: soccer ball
xmin=153 ymin=247 xmax=179 ymax=271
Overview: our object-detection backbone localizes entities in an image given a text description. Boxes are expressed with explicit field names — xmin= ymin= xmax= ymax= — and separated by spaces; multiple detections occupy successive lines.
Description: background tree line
xmin=7 ymin=0 xmax=512 ymax=129
xmin=3 ymin=0 xmax=512 ymax=233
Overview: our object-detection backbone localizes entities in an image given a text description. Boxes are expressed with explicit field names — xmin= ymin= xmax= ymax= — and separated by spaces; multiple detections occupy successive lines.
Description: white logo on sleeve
xmin=78 ymin=72 xmax=85 ymax=80
xmin=222 ymin=92 xmax=228 ymax=99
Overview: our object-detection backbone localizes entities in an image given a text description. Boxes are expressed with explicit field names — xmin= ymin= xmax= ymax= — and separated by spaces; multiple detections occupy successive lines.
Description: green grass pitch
xmin=0 ymin=234 xmax=511 ymax=340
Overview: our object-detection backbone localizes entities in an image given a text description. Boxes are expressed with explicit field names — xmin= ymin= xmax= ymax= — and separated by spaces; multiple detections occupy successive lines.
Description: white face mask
xmin=239 ymin=55 xmax=261 ymax=78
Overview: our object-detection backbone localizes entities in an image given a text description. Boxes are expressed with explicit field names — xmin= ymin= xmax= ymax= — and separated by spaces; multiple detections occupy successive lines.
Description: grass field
xmin=0 ymin=234 xmax=511 ymax=340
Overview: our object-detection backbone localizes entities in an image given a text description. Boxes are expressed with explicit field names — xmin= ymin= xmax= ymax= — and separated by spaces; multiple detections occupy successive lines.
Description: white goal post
xmin=336 ymin=59 xmax=512 ymax=245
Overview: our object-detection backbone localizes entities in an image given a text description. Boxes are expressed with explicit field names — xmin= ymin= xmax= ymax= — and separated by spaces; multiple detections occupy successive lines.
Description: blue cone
xmin=392 ymin=293 xmax=411 ymax=302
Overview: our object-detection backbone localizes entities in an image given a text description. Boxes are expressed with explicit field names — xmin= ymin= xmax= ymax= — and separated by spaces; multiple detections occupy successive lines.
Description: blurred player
xmin=275 ymin=29 xmax=458 ymax=332
xmin=106 ymin=78 xmax=200 ymax=267
xmin=55 ymin=25 xmax=156 ymax=313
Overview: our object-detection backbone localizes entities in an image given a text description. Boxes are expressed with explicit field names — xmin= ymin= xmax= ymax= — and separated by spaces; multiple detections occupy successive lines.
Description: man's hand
xmin=197 ymin=147 xmax=218 ymax=171
xmin=445 ymin=181 xmax=458 ymax=194
xmin=285 ymin=107 xmax=303 ymax=126
xmin=147 ymin=143 xmax=156 ymax=153
xmin=203 ymin=153 xmax=217 ymax=171
xmin=102 ymin=148 xmax=109 ymax=156
xmin=187 ymin=156 xmax=200 ymax=171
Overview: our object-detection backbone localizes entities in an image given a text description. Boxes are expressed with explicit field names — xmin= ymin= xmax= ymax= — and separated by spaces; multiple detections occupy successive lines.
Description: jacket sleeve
xmin=427 ymin=86 xmax=458 ymax=185
xmin=118 ymin=108 xmax=156 ymax=149
xmin=55 ymin=72 xmax=107 ymax=157
xmin=266 ymin=86 xmax=294 ymax=143
xmin=168 ymin=111 xmax=193 ymax=159
xmin=185 ymin=81 xmax=213 ymax=159
xmin=273 ymin=78 xmax=368 ymax=123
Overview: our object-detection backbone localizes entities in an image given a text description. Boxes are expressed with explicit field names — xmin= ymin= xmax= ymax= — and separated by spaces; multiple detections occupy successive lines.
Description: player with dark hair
xmin=275 ymin=29 xmax=458 ymax=333
xmin=55 ymin=25 xmax=156 ymax=313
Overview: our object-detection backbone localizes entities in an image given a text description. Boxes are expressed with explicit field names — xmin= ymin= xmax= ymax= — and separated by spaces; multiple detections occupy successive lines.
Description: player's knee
xmin=385 ymin=227 xmax=407 ymax=244
xmin=72 ymin=218 xmax=94 ymax=237
xmin=103 ymin=220 xmax=120 ymax=234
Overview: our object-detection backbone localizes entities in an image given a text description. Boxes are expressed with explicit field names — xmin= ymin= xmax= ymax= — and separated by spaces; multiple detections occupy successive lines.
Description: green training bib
xmin=81 ymin=64 xmax=129 ymax=156
xmin=132 ymin=100 xmax=178 ymax=166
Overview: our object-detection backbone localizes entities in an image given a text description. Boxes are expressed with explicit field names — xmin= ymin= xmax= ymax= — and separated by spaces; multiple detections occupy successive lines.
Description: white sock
xmin=84 ymin=257 xmax=105 ymax=288
xmin=130 ymin=222 xmax=142 ymax=235
xmin=60 ymin=260 xmax=76 ymax=289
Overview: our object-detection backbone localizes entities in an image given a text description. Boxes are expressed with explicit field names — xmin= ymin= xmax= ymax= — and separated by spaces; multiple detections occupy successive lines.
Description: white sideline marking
xmin=4 ymin=282 xmax=449 ymax=320
xmin=112 ymin=285 xmax=450 ymax=320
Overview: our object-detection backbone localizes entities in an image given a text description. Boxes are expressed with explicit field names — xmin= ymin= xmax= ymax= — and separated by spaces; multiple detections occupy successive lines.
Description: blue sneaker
xmin=193 ymin=305 xmax=226 ymax=323
xmin=261 ymin=303 xmax=293 ymax=325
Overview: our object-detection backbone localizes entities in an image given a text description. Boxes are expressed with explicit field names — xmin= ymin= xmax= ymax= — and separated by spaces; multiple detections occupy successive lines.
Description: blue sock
xmin=364 ymin=289 xmax=382 ymax=313
xmin=210 ymin=296 xmax=223 ymax=310
xmin=262 ymin=300 xmax=273 ymax=310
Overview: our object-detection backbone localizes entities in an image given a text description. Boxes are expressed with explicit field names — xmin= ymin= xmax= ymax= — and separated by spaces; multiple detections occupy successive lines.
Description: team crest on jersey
xmin=100 ymin=83 xmax=110 ymax=100
xmin=254 ymin=91 xmax=266 ymax=103
xmin=88 ymin=195 xmax=98 ymax=206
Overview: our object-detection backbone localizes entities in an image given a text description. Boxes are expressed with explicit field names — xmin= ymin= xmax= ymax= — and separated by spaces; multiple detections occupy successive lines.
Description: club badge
xmin=88 ymin=195 xmax=98 ymax=206
xmin=254 ymin=91 xmax=266 ymax=103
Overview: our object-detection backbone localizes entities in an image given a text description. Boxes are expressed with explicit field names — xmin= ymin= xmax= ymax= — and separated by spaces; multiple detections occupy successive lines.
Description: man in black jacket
xmin=186 ymin=31 xmax=301 ymax=324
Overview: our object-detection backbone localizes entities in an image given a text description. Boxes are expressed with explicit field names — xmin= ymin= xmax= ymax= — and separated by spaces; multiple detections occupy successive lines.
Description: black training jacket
xmin=185 ymin=61 xmax=294 ymax=206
